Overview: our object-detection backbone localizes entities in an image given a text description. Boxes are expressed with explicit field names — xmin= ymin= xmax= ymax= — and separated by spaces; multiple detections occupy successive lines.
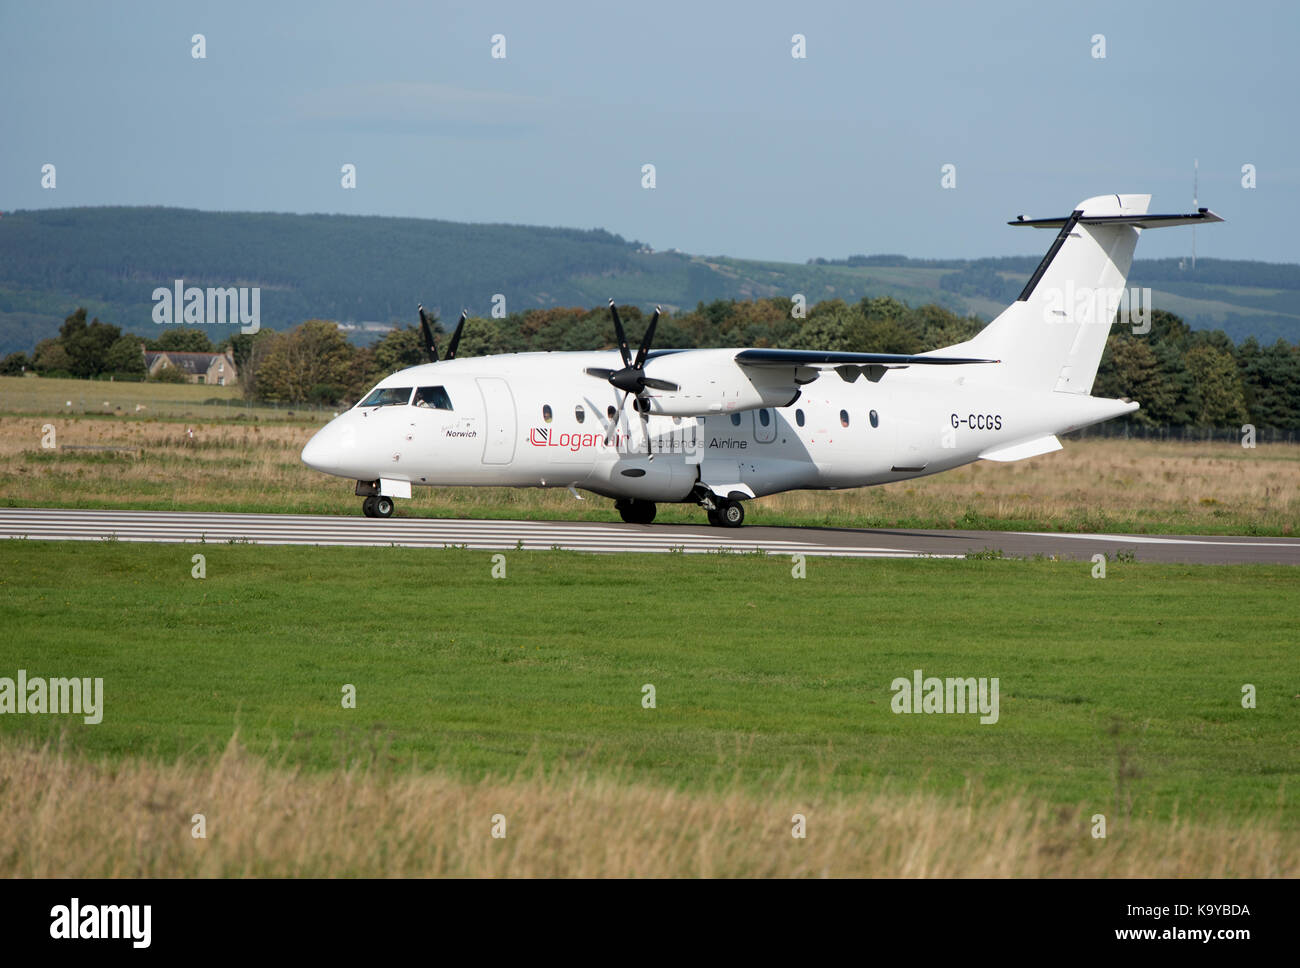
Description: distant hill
xmin=1 ymin=206 xmax=1296 ymax=355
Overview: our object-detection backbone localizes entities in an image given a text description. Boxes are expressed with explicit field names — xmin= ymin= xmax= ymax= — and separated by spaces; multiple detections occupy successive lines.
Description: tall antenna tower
xmin=1192 ymin=158 xmax=1198 ymax=271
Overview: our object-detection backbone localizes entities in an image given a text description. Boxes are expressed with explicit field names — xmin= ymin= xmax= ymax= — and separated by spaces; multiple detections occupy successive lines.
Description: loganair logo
xmin=529 ymin=427 xmax=627 ymax=450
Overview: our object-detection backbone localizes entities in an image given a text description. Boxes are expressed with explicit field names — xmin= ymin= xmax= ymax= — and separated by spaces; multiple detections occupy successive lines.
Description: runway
xmin=2 ymin=508 xmax=1297 ymax=564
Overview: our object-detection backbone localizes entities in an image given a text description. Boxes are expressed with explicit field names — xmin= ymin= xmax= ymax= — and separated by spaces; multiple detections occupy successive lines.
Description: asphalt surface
xmin=2 ymin=508 xmax=1297 ymax=564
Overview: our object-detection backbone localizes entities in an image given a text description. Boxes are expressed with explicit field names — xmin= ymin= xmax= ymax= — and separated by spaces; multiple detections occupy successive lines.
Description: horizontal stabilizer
xmin=1009 ymin=208 xmax=1224 ymax=229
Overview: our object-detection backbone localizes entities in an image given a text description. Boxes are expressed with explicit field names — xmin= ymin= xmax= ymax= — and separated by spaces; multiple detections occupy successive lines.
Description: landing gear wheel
xmin=616 ymin=499 xmax=657 ymax=525
xmin=362 ymin=495 xmax=377 ymax=517
xmin=706 ymin=507 xmax=722 ymax=527
xmin=373 ymin=495 xmax=395 ymax=518
xmin=713 ymin=499 xmax=745 ymax=528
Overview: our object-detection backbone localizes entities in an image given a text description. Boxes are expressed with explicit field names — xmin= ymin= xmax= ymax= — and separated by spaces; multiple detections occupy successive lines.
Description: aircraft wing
xmin=734 ymin=349 xmax=998 ymax=368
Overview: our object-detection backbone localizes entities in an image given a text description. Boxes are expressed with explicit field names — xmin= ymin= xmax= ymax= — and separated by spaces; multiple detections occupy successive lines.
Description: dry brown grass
xmin=1 ymin=736 xmax=1292 ymax=877
xmin=1 ymin=412 xmax=1296 ymax=533
xmin=755 ymin=437 xmax=1300 ymax=534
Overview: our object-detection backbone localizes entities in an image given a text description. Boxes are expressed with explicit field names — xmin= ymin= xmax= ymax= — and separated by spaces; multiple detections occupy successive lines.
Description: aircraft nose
xmin=300 ymin=429 xmax=332 ymax=473
xmin=301 ymin=417 xmax=360 ymax=478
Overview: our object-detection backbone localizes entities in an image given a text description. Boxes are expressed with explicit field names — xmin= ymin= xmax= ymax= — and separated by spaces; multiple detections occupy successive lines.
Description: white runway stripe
xmin=0 ymin=508 xmax=960 ymax=558
xmin=3 ymin=509 xmax=1294 ymax=563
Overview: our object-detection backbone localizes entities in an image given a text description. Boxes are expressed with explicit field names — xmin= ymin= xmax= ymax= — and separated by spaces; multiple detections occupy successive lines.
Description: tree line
xmin=4 ymin=298 xmax=1298 ymax=430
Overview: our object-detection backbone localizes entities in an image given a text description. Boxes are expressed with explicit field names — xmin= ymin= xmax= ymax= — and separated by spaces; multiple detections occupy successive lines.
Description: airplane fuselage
xmin=301 ymin=348 xmax=1132 ymax=507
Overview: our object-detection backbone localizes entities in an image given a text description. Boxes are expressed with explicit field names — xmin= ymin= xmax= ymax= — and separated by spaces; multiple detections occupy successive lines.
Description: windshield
xmin=359 ymin=386 xmax=412 ymax=407
xmin=413 ymin=386 xmax=453 ymax=410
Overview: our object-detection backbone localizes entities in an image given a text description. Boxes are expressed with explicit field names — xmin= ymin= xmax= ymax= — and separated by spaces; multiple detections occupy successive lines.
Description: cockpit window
xmin=359 ymin=386 xmax=413 ymax=408
xmin=414 ymin=386 xmax=453 ymax=410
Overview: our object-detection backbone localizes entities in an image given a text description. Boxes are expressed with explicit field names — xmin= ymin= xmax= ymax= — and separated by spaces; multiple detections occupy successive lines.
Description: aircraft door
xmin=476 ymin=377 xmax=517 ymax=465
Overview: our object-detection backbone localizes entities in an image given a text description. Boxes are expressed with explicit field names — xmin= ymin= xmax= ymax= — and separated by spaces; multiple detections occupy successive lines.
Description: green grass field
xmin=2 ymin=541 xmax=1294 ymax=830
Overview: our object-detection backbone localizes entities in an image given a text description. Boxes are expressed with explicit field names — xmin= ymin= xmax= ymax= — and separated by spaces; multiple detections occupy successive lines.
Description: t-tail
xmin=943 ymin=194 xmax=1223 ymax=396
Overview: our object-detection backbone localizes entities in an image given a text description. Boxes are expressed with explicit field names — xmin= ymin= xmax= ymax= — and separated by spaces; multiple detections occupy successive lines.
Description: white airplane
xmin=302 ymin=194 xmax=1220 ymax=526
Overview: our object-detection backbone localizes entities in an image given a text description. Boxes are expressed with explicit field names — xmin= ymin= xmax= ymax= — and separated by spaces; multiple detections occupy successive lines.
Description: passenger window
xmin=575 ymin=405 xmax=585 ymax=424
xmin=840 ymin=409 xmax=850 ymax=428
xmin=607 ymin=405 xmax=617 ymax=421
xmin=869 ymin=409 xmax=879 ymax=428
xmin=359 ymin=386 xmax=413 ymax=407
xmin=413 ymin=386 xmax=453 ymax=410
xmin=730 ymin=413 xmax=741 ymax=426
xmin=795 ymin=409 xmax=805 ymax=427
xmin=543 ymin=404 xmax=553 ymax=423
xmin=758 ymin=409 xmax=771 ymax=427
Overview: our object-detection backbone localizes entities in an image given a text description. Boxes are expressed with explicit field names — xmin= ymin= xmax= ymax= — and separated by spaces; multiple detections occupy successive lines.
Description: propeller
xmin=444 ymin=310 xmax=468 ymax=361
xmin=417 ymin=306 xmax=469 ymax=363
xmin=585 ymin=300 xmax=678 ymax=452
xmin=417 ymin=304 xmax=438 ymax=362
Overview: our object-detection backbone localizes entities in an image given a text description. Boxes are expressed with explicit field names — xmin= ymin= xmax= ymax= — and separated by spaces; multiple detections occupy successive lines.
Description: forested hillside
xmin=1 ymin=206 xmax=1297 ymax=356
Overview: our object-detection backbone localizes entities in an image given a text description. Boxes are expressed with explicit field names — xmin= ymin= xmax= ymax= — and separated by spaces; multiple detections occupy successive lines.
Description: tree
xmin=1239 ymin=338 xmax=1300 ymax=429
xmin=860 ymin=296 xmax=907 ymax=321
xmin=155 ymin=328 xmax=214 ymax=352
xmin=57 ymin=308 xmax=121 ymax=378
xmin=104 ymin=336 xmax=146 ymax=378
xmin=1095 ymin=334 xmax=1176 ymax=426
xmin=452 ymin=317 xmax=516 ymax=359
xmin=0 ymin=352 xmax=30 ymax=375
xmin=226 ymin=329 xmax=277 ymax=401
xmin=857 ymin=316 xmax=921 ymax=354
xmin=370 ymin=325 xmax=426 ymax=375
xmin=793 ymin=311 xmax=855 ymax=351
xmin=255 ymin=320 xmax=356 ymax=404
xmin=1184 ymin=344 xmax=1247 ymax=426
xmin=32 ymin=338 xmax=74 ymax=375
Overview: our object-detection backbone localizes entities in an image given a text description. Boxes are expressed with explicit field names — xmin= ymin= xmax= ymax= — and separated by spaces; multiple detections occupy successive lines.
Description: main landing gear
xmin=693 ymin=484 xmax=745 ymax=528
xmin=362 ymin=495 xmax=394 ymax=518
xmin=615 ymin=498 xmax=657 ymax=524
xmin=706 ymin=499 xmax=745 ymax=528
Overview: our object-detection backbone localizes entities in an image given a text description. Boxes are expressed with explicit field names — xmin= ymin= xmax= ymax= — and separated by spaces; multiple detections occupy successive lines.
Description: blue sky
xmin=2 ymin=0 xmax=1295 ymax=264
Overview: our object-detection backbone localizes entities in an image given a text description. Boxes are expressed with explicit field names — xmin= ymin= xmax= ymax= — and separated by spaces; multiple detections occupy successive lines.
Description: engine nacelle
xmin=640 ymin=349 xmax=803 ymax=417
xmin=586 ymin=454 xmax=697 ymax=501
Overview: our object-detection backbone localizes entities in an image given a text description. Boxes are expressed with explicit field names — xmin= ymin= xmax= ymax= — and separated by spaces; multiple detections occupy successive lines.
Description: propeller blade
xmin=608 ymin=299 xmax=632 ymax=367
xmin=417 ymin=304 xmax=438 ymax=362
xmin=444 ymin=310 xmax=468 ymax=361
xmin=632 ymin=306 xmax=661 ymax=369
xmin=605 ymin=391 xmax=628 ymax=447
xmin=584 ymin=367 xmax=615 ymax=380
xmin=641 ymin=377 xmax=680 ymax=392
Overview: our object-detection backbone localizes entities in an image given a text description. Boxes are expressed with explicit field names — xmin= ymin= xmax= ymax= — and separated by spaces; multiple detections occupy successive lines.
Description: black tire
xmin=718 ymin=500 xmax=745 ymax=528
xmin=374 ymin=495 xmax=395 ymax=518
xmin=362 ymin=495 xmax=377 ymax=517
xmin=616 ymin=499 xmax=656 ymax=525
xmin=706 ymin=507 xmax=722 ymax=527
